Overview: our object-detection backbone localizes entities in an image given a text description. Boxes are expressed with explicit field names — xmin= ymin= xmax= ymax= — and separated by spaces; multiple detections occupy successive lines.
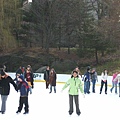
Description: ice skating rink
xmin=0 ymin=82 xmax=119 ymax=120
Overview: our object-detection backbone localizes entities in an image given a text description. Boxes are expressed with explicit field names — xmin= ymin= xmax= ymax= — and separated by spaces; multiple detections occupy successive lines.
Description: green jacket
xmin=62 ymin=77 xmax=84 ymax=95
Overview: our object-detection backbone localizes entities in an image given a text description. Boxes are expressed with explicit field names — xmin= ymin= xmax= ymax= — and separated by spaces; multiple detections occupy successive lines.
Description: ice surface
xmin=0 ymin=82 xmax=119 ymax=120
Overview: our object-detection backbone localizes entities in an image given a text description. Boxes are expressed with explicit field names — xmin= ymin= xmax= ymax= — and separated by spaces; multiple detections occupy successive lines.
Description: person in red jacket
xmin=24 ymin=67 xmax=34 ymax=94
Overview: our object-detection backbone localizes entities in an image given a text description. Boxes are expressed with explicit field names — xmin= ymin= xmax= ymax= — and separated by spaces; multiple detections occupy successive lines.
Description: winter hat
xmin=87 ymin=68 xmax=90 ymax=71
xmin=87 ymin=66 xmax=91 ymax=71
xmin=1 ymin=70 xmax=5 ymax=76
xmin=18 ymin=75 xmax=24 ymax=81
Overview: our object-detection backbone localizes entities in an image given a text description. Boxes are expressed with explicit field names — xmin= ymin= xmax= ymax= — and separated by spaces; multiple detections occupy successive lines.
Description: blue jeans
xmin=84 ymin=81 xmax=90 ymax=94
xmin=50 ymin=85 xmax=56 ymax=93
xmin=29 ymin=86 xmax=32 ymax=94
xmin=92 ymin=79 xmax=96 ymax=93
xmin=110 ymin=81 xmax=117 ymax=93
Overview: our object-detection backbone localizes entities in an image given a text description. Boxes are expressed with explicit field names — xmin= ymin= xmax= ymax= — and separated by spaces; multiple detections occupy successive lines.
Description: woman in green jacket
xmin=62 ymin=70 xmax=85 ymax=116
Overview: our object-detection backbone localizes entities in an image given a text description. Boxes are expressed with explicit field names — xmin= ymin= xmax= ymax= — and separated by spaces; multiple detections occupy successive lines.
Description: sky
xmin=0 ymin=82 xmax=119 ymax=120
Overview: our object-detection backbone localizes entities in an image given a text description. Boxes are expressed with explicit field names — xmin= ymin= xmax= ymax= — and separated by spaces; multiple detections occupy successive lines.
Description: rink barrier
xmin=34 ymin=79 xmax=112 ymax=87
xmin=8 ymin=72 xmax=113 ymax=87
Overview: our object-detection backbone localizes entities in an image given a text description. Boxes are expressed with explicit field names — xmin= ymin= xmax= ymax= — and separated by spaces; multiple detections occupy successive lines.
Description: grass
xmin=95 ymin=60 xmax=120 ymax=75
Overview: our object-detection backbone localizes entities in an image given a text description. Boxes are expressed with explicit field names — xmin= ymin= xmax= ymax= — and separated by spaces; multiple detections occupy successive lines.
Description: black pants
xmin=17 ymin=96 xmax=29 ymax=113
xmin=69 ymin=94 xmax=80 ymax=115
xmin=46 ymin=81 xmax=49 ymax=89
xmin=100 ymin=80 xmax=107 ymax=93
xmin=119 ymin=83 xmax=120 ymax=97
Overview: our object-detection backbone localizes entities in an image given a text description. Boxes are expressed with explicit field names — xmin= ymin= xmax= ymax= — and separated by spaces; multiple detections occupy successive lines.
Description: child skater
xmin=16 ymin=75 xmax=30 ymax=114
xmin=61 ymin=70 xmax=85 ymax=116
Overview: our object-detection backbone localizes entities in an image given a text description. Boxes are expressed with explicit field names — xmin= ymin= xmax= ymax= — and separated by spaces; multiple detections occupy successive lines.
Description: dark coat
xmin=44 ymin=70 xmax=49 ymax=81
xmin=0 ymin=76 xmax=17 ymax=95
xmin=83 ymin=71 xmax=91 ymax=82
xmin=16 ymin=68 xmax=23 ymax=75
xmin=49 ymin=72 xmax=57 ymax=86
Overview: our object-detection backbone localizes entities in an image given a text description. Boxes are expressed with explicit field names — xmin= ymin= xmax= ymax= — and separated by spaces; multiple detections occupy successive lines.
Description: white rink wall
xmin=8 ymin=72 xmax=113 ymax=86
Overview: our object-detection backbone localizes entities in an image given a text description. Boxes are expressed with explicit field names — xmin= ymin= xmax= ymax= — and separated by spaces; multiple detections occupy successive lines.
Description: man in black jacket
xmin=44 ymin=66 xmax=50 ymax=89
xmin=0 ymin=70 xmax=18 ymax=114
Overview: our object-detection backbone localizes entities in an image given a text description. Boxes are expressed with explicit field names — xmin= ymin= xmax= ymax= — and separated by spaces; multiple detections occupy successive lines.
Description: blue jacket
xmin=17 ymin=81 xmax=29 ymax=96
xmin=83 ymin=71 xmax=91 ymax=82
xmin=17 ymin=75 xmax=29 ymax=97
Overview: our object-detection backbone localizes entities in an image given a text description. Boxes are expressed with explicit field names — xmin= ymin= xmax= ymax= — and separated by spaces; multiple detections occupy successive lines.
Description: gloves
xmin=82 ymin=93 xmax=85 ymax=98
xmin=32 ymin=85 xmax=34 ymax=89
xmin=15 ymin=88 xmax=18 ymax=92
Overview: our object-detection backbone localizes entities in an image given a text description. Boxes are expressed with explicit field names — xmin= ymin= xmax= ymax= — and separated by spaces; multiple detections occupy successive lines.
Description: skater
xmin=114 ymin=73 xmax=120 ymax=97
xmin=100 ymin=69 xmax=108 ymax=94
xmin=61 ymin=70 xmax=85 ymax=116
xmin=49 ymin=68 xmax=57 ymax=93
xmin=44 ymin=66 xmax=50 ymax=89
xmin=110 ymin=71 xmax=118 ymax=94
xmin=0 ymin=70 xmax=18 ymax=114
xmin=16 ymin=75 xmax=30 ymax=114
xmin=16 ymin=66 xmax=24 ymax=76
xmin=15 ymin=66 xmax=25 ymax=85
xmin=24 ymin=67 xmax=34 ymax=94
xmin=82 ymin=67 xmax=91 ymax=94
xmin=91 ymin=68 xmax=98 ymax=93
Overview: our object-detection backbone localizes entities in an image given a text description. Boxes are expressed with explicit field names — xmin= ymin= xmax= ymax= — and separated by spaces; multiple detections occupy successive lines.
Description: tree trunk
xmin=95 ymin=48 xmax=98 ymax=64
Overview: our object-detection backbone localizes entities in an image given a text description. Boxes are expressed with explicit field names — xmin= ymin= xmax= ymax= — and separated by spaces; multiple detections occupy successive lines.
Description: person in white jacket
xmin=100 ymin=69 xmax=108 ymax=94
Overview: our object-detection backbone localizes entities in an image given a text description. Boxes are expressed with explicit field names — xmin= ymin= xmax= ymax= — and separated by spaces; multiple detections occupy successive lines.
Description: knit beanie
xmin=18 ymin=75 xmax=24 ymax=81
